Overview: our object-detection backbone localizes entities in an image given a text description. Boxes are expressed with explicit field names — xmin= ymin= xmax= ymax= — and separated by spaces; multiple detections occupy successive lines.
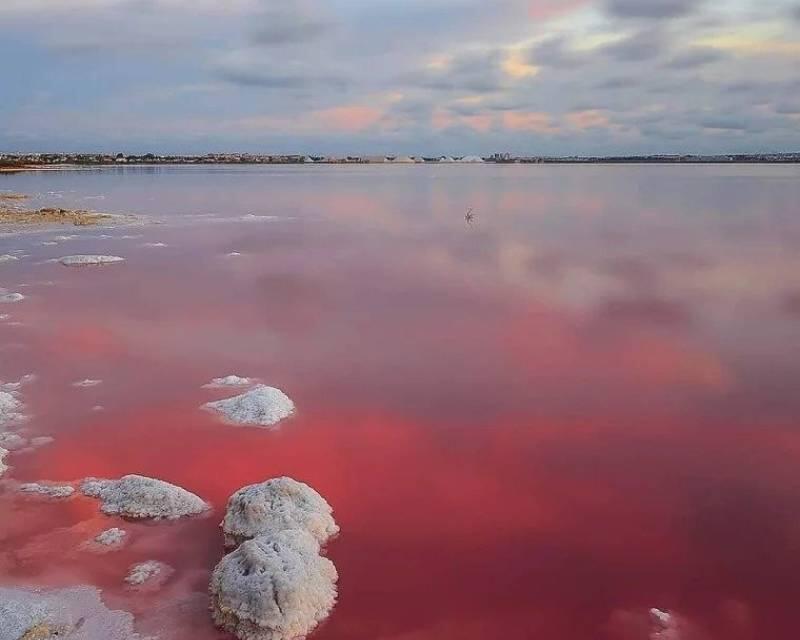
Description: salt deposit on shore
xmin=0 ymin=293 xmax=24 ymax=303
xmin=95 ymin=527 xmax=127 ymax=548
xmin=204 ymin=384 xmax=295 ymax=427
xmin=210 ymin=529 xmax=338 ymax=640
xmin=0 ymin=448 xmax=8 ymax=478
xmin=58 ymin=255 xmax=125 ymax=266
xmin=0 ymin=585 xmax=139 ymax=640
xmin=81 ymin=474 xmax=210 ymax=520
xmin=222 ymin=477 xmax=339 ymax=549
xmin=19 ymin=482 xmax=76 ymax=499
xmin=0 ymin=390 xmax=25 ymax=428
xmin=0 ymin=254 xmax=19 ymax=263
xmin=0 ymin=432 xmax=26 ymax=451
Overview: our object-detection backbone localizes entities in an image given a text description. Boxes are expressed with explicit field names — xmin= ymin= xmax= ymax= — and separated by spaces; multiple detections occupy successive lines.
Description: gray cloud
xmin=665 ymin=47 xmax=724 ymax=69
xmin=402 ymin=50 xmax=509 ymax=93
xmin=605 ymin=0 xmax=702 ymax=20
xmin=528 ymin=36 xmax=587 ymax=69
xmin=602 ymin=29 xmax=667 ymax=61
xmin=250 ymin=7 xmax=331 ymax=46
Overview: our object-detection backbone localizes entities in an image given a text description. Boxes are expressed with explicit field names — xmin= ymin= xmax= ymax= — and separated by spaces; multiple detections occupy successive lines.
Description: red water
xmin=1 ymin=165 xmax=800 ymax=639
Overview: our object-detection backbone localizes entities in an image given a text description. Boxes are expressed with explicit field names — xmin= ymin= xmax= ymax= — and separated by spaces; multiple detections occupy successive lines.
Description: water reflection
xmin=1 ymin=165 xmax=799 ymax=639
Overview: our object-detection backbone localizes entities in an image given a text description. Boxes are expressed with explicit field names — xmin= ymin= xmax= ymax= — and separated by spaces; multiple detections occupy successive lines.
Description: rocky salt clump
xmin=204 ymin=384 xmax=295 ymax=427
xmin=58 ymin=255 xmax=125 ymax=267
xmin=0 ymin=447 xmax=8 ymax=478
xmin=73 ymin=378 xmax=102 ymax=388
xmin=0 ymin=292 xmax=24 ymax=303
xmin=95 ymin=527 xmax=127 ymax=548
xmin=19 ymin=483 xmax=76 ymax=499
xmin=124 ymin=560 xmax=173 ymax=589
xmin=0 ymin=585 xmax=139 ymax=640
xmin=80 ymin=474 xmax=209 ymax=520
xmin=222 ymin=477 xmax=339 ymax=549
xmin=0 ymin=389 xmax=25 ymax=428
xmin=210 ymin=529 xmax=338 ymax=640
xmin=0 ymin=432 xmax=27 ymax=451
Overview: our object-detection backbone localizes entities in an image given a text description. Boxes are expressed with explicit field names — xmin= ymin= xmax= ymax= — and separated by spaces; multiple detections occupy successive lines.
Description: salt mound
xmin=81 ymin=474 xmax=209 ymax=520
xmin=204 ymin=375 xmax=253 ymax=388
xmin=210 ymin=529 xmax=338 ymax=640
xmin=95 ymin=527 xmax=127 ymax=548
xmin=0 ymin=432 xmax=27 ymax=451
xmin=222 ymin=477 xmax=339 ymax=549
xmin=0 ymin=585 xmax=139 ymax=640
xmin=125 ymin=560 xmax=173 ymax=588
xmin=58 ymin=255 xmax=125 ymax=267
xmin=19 ymin=483 xmax=76 ymax=499
xmin=204 ymin=384 xmax=295 ymax=427
xmin=0 ymin=390 xmax=25 ymax=428
xmin=0 ymin=293 xmax=24 ymax=303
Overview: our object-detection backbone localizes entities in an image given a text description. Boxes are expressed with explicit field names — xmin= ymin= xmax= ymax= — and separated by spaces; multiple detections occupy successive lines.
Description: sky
xmin=1 ymin=0 xmax=799 ymax=155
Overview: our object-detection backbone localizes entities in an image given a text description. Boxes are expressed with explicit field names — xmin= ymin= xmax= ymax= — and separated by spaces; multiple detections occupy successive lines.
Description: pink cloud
xmin=503 ymin=111 xmax=559 ymax=133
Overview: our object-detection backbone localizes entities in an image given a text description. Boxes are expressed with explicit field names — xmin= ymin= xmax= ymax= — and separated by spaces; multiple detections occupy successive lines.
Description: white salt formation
xmin=0 ymin=585 xmax=139 ymax=640
xmin=73 ymin=378 xmax=103 ymax=388
xmin=204 ymin=375 xmax=253 ymax=388
xmin=95 ymin=527 xmax=127 ymax=547
xmin=81 ymin=474 xmax=209 ymax=520
xmin=58 ymin=255 xmax=125 ymax=266
xmin=0 ymin=390 xmax=25 ymax=428
xmin=19 ymin=483 xmax=75 ymax=499
xmin=222 ymin=477 xmax=339 ymax=549
xmin=0 ymin=293 xmax=24 ymax=303
xmin=0 ymin=254 xmax=19 ymax=263
xmin=124 ymin=560 xmax=172 ymax=588
xmin=204 ymin=384 xmax=295 ymax=427
xmin=0 ymin=448 xmax=8 ymax=478
xmin=141 ymin=242 xmax=168 ymax=248
xmin=30 ymin=435 xmax=54 ymax=448
xmin=209 ymin=529 xmax=338 ymax=640
xmin=650 ymin=608 xmax=683 ymax=639
xmin=0 ymin=432 xmax=26 ymax=451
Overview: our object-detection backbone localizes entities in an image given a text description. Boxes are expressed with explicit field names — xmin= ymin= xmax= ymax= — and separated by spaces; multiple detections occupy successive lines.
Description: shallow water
xmin=1 ymin=164 xmax=800 ymax=639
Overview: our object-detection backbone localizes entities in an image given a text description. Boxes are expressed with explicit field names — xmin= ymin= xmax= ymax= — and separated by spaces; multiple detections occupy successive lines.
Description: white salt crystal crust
xmin=95 ymin=527 xmax=127 ymax=547
xmin=222 ymin=477 xmax=339 ymax=549
xmin=0 ymin=585 xmax=139 ymax=640
xmin=0 ymin=293 xmax=24 ymax=303
xmin=204 ymin=384 xmax=295 ymax=427
xmin=210 ymin=529 xmax=338 ymax=640
xmin=58 ymin=255 xmax=125 ymax=266
xmin=80 ymin=474 xmax=209 ymax=520
xmin=204 ymin=374 xmax=253 ymax=388
xmin=19 ymin=482 xmax=75 ymax=499
xmin=124 ymin=560 xmax=173 ymax=588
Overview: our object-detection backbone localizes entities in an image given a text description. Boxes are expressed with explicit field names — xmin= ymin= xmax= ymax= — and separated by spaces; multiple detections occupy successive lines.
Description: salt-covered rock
xmin=650 ymin=608 xmax=683 ymax=639
xmin=0 ymin=585 xmax=139 ymax=640
xmin=0 ymin=293 xmax=24 ymax=303
xmin=0 ymin=432 xmax=27 ymax=451
xmin=19 ymin=482 xmax=76 ymax=499
xmin=222 ymin=477 xmax=339 ymax=549
xmin=204 ymin=375 xmax=253 ymax=388
xmin=210 ymin=529 xmax=338 ymax=640
xmin=0 ymin=447 xmax=8 ymax=478
xmin=0 ymin=390 xmax=25 ymax=427
xmin=95 ymin=527 xmax=127 ymax=548
xmin=204 ymin=384 xmax=295 ymax=427
xmin=81 ymin=474 xmax=209 ymax=520
xmin=58 ymin=255 xmax=125 ymax=267
xmin=124 ymin=560 xmax=173 ymax=588
xmin=0 ymin=254 xmax=19 ymax=263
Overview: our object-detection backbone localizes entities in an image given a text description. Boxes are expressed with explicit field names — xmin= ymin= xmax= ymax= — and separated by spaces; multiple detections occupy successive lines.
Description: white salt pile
xmin=210 ymin=477 xmax=339 ymax=640
xmin=0 ymin=585 xmax=139 ymax=640
xmin=124 ymin=560 xmax=173 ymax=588
xmin=204 ymin=375 xmax=253 ymax=388
xmin=19 ymin=483 xmax=76 ymax=499
xmin=73 ymin=378 xmax=103 ymax=388
xmin=81 ymin=474 xmax=210 ymax=520
xmin=204 ymin=384 xmax=295 ymax=427
xmin=210 ymin=529 xmax=338 ymax=640
xmin=0 ymin=293 xmax=24 ymax=303
xmin=58 ymin=255 xmax=125 ymax=267
xmin=222 ymin=477 xmax=339 ymax=549
xmin=95 ymin=527 xmax=127 ymax=548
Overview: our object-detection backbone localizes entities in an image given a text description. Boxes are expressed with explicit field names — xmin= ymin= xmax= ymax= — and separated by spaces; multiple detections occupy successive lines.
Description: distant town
xmin=2 ymin=151 xmax=799 ymax=168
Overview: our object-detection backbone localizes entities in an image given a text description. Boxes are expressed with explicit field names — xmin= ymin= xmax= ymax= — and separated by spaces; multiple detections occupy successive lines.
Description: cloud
xmin=249 ymin=5 xmax=331 ymax=46
xmin=602 ymin=29 xmax=667 ymax=61
xmin=403 ymin=50 xmax=510 ymax=93
xmin=604 ymin=0 xmax=702 ymax=20
xmin=665 ymin=47 xmax=725 ymax=69
xmin=527 ymin=36 xmax=587 ymax=69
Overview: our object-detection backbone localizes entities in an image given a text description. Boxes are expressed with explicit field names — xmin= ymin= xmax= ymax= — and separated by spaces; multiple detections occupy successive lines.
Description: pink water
xmin=1 ymin=165 xmax=800 ymax=639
